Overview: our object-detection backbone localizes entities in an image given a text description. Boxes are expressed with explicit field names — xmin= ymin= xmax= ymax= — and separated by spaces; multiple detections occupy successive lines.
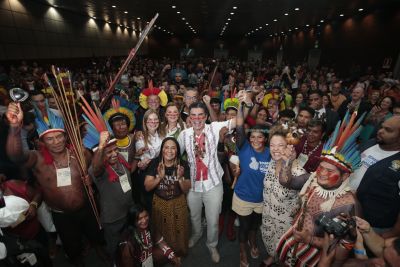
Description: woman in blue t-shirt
xmin=231 ymin=97 xmax=271 ymax=267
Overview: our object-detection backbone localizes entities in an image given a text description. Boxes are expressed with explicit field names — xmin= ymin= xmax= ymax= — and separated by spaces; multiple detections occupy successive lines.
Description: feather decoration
xmin=321 ymin=110 xmax=363 ymax=172
xmin=80 ymin=96 xmax=113 ymax=150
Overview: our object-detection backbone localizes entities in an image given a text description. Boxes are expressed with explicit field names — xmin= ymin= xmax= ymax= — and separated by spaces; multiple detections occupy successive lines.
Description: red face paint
xmin=316 ymin=165 xmax=341 ymax=187
xmin=327 ymin=173 xmax=341 ymax=186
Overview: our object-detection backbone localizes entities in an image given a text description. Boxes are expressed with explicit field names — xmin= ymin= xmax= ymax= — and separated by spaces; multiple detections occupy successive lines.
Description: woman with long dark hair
xmin=231 ymin=94 xmax=272 ymax=267
xmin=144 ymin=137 xmax=191 ymax=256
xmin=116 ymin=204 xmax=181 ymax=267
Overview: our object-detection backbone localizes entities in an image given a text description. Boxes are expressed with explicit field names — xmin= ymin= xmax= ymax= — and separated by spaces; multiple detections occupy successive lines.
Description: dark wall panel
xmin=0 ymin=0 xmax=148 ymax=60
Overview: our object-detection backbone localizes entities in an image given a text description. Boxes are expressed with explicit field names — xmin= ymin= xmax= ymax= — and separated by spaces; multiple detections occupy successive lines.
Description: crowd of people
xmin=0 ymin=57 xmax=399 ymax=267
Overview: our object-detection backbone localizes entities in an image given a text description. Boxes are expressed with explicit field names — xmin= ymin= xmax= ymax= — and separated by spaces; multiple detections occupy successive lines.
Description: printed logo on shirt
xmin=362 ymin=155 xmax=379 ymax=169
xmin=389 ymin=160 xmax=400 ymax=172
xmin=259 ymin=161 xmax=269 ymax=174
xmin=249 ymin=157 xmax=259 ymax=170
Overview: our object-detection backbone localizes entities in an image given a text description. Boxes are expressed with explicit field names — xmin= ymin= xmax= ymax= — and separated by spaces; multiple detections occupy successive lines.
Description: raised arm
xmin=278 ymin=146 xmax=310 ymax=190
xmin=91 ymin=131 xmax=110 ymax=177
xmin=6 ymin=102 xmax=37 ymax=168
xmin=202 ymin=95 xmax=218 ymax=122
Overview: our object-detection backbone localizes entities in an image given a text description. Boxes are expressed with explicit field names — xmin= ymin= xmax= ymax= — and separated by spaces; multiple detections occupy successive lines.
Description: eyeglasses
xmin=146 ymin=119 xmax=159 ymax=124
xmin=185 ymin=96 xmax=197 ymax=101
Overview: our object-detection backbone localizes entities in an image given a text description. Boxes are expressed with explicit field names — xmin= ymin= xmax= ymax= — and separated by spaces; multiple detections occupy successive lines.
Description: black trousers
xmin=51 ymin=202 xmax=104 ymax=262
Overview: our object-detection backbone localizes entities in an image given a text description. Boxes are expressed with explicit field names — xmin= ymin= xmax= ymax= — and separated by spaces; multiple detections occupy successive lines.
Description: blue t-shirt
xmin=234 ymin=141 xmax=271 ymax=203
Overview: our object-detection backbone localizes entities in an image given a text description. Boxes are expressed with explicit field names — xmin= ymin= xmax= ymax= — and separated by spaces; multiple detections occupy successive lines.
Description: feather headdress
xmin=33 ymin=100 xmax=65 ymax=138
xmin=103 ymin=96 xmax=137 ymax=131
xmin=80 ymin=95 xmax=116 ymax=151
xmin=223 ymin=87 xmax=239 ymax=111
xmin=321 ymin=111 xmax=366 ymax=173
xmin=139 ymin=80 xmax=168 ymax=109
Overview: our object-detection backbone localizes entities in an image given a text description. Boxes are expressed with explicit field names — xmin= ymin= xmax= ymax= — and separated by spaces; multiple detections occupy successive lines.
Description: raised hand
xmin=202 ymin=94 xmax=211 ymax=104
xmin=98 ymin=131 xmax=110 ymax=150
xmin=6 ymin=102 xmax=23 ymax=126
xmin=177 ymin=164 xmax=184 ymax=178
xmin=255 ymin=91 xmax=265 ymax=104
xmin=281 ymin=144 xmax=296 ymax=162
xmin=157 ymin=161 xmax=166 ymax=179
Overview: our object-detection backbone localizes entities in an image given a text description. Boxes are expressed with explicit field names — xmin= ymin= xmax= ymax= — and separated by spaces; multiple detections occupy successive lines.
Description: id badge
xmin=119 ymin=173 xmax=131 ymax=193
xmin=56 ymin=167 xmax=72 ymax=187
xmin=297 ymin=153 xmax=309 ymax=168
xmin=120 ymin=151 xmax=129 ymax=162
xmin=142 ymin=255 xmax=153 ymax=267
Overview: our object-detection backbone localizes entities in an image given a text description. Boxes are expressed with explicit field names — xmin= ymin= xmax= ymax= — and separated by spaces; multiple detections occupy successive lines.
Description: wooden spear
xmin=99 ymin=13 xmax=159 ymax=110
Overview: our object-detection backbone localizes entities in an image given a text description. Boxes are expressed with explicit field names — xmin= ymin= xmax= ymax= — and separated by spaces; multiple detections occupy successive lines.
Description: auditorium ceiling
xmin=34 ymin=0 xmax=400 ymax=38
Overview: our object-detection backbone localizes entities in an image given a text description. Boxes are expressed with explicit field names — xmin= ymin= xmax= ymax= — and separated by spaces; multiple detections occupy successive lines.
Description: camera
xmin=315 ymin=215 xmax=355 ymax=238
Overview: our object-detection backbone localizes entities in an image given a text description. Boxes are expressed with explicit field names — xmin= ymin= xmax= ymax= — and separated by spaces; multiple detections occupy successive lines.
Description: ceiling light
xmin=107 ymin=21 xmax=111 ymax=24
xmin=185 ymin=22 xmax=189 ymax=24
xmin=177 ymin=11 xmax=180 ymax=14
xmin=358 ymin=8 xmax=363 ymax=11
xmin=265 ymin=23 xmax=269 ymax=26
xmin=270 ymin=34 xmax=272 ymax=37
xmin=112 ymin=5 xmax=116 ymax=8
xmin=317 ymin=24 xmax=320 ymax=26
xmin=92 ymin=16 xmax=96 ymax=19
xmin=281 ymin=31 xmax=284 ymax=34
xmin=288 ymin=29 xmax=291 ymax=31
xmin=228 ymin=18 xmax=231 ymax=21
xmin=124 ymin=11 xmax=128 ymax=14
xmin=339 ymin=14 xmax=344 ymax=17
xmin=273 ymin=19 xmax=277 ymax=22
xmin=230 ymin=12 xmax=234 ymax=15
xmin=137 ymin=17 xmax=141 ymax=20
xmin=284 ymin=13 xmax=288 ymax=16
xmin=256 ymin=28 xmax=259 ymax=31
xmin=225 ymin=22 xmax=229 ymax=25
xmin=320 ymin=20 xmax=324 ymax=22
xmin=294 ymin=8 xmax=300 ymax=11
xmin=295 ymin=27 xmax=298 ymax=30
xmin=306 ymin=24 xmax=309 ymax=27
xmin=182 ymin=17 xmax=185 ymax=20
xmin=172 ymin=5 xmax=176 ymax=8
xmin=233 ymin=6 xmax=237 ymax=9
xmin=120 ymin=24 xmax=123 ymax=27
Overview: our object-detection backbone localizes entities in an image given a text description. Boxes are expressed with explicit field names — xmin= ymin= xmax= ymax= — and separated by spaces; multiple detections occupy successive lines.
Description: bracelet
xmin=244 ymin=102 xmax=254 ymax=108
xmin=30 ymin=201 xmax=38 ymax=209
xmin=353 ymin=248 xmax=367 ymax=255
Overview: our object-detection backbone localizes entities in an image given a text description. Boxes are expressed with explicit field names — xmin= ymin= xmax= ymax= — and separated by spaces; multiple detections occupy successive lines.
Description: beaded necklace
xmin=301 ymin=140 xmax=322 ymax=155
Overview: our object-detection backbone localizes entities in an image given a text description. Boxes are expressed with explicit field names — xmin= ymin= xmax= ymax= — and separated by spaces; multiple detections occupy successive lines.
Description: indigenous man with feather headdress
xmin=272 ymin=111 xmax=365 ymax=267
xmin=6 ymin=102 xmax=105 ymax=266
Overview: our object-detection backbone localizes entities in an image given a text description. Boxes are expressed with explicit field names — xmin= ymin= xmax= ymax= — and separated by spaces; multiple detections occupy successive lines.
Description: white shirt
xmin=135 ymin=132 xmax=163 ymax=161
xmin=350 ymin=144 xmax=398 ymax=191
xmin=315 ymin=107 xmax=326 ymax=120
xmin=178 ymin=120 xmax=232 ymax=192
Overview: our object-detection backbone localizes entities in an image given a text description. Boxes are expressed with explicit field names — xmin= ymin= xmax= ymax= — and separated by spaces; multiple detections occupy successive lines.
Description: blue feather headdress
xmin=33 ymin=100 xmax=65 ymax=138
xmin=80 ymin=96 xmax=116 ymax=151
xmin=321 ymin=111 xmax=366 ymax=173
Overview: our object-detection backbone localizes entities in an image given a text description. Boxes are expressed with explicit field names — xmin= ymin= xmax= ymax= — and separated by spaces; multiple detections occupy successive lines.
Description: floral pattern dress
xmin=261 ymin=160 xmax=300 ymax=257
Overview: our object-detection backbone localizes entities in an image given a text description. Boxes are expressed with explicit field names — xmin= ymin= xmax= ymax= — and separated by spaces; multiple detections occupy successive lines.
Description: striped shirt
xmin=178 ymin=120 xmax=232 ymax=192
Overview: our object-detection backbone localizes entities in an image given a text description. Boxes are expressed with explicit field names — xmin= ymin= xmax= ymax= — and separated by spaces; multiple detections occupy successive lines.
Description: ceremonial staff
xmin=99 ymin=13 xmax=159 ymax=110
xmin=44 ymin=68 xmax=102 ymax=227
